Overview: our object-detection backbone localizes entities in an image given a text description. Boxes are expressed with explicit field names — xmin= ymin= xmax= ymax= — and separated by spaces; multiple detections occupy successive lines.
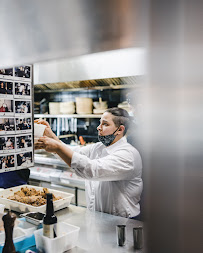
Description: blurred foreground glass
xmin=116 ymin=225 xmax=126 ymax=246
xmin=133 ymin=226 xmax=143 ymax=249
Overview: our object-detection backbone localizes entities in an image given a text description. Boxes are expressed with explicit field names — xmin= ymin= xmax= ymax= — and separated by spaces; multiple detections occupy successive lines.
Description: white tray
xmin=0 ymin=185 xmax=74 ymax=213
xmin=34 ymin=222 xmax=80 ymax=253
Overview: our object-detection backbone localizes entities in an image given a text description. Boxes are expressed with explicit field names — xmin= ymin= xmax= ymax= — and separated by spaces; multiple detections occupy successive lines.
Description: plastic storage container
xmin=17 ymin=219 xmax=38 ymax=236
xmin=0 ymin=227 xmax=26 ymax=253
xmin=0 ymin=227 xmax=26 ymax=244
xmin=0 ymin=185 xmax=74 ymax=213
xmin=34 ymin=222 xmax=80 ymax=253
xmin=0 ymin=218 xmax=38 ymax=253
xmin=0 ymin=204 xmax=5 ymax=232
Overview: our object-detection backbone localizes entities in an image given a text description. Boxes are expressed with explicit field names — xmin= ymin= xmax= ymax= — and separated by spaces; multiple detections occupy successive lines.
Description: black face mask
xmin=98 ymin=127 xmax=119 ymax=146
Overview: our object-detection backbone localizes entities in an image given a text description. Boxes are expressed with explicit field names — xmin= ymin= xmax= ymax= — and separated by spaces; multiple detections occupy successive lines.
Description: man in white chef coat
xmin=35 ymin=108 xmax=143 ymax=218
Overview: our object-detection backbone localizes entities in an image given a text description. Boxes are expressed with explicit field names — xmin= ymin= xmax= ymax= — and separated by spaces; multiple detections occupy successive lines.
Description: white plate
xmin=0 ymin=185 xmax=74 ymax=213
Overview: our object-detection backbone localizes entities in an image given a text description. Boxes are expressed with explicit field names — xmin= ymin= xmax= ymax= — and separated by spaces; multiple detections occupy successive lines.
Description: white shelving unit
xmin=34 ymin=114 xmax=102 ymax=118
xmin=34 ymin=114 xmax=102 ymax=137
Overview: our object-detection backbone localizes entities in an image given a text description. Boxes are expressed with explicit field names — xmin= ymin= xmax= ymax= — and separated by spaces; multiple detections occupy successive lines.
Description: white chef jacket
xmin=71 ymin=137 xmax=143 ymax=218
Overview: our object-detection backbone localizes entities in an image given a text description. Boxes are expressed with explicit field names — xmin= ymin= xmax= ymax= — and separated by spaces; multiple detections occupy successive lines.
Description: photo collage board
xmin=0 ymin=65 xmax=34 ymax=173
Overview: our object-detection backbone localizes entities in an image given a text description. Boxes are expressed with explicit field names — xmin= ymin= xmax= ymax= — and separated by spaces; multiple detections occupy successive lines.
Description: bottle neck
xmin=43 ymin=193 xmax=57 ymax=225
xmin=46 ymin=197 xmax=54 ymax=217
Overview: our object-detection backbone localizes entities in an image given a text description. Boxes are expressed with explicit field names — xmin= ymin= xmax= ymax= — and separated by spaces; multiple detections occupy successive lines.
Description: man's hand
xmin=34 ymin=119 xmax=60 ymax=142
xmin=34 ymin=136 xmax=60 ymax=153
xmin=34 ymin=136 xmax=73 ymax=167
xmin=34 ymin=119 xmax=50 ymax=127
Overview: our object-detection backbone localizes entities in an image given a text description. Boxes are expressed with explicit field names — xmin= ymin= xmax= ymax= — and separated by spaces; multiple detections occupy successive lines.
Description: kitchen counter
xmin=55 ymin=205 xmax=144 ymax=253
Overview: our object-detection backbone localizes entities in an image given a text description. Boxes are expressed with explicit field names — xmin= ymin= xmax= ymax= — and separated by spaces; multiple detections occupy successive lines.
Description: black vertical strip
xmin=75 ymin=187 xmax=78 ymax=206
xmin=31 ymin=64 xmax=34 ymax=167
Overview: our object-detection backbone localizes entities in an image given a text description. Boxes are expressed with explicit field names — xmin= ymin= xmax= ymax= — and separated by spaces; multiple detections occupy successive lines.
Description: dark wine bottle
xmin=2 ymin=211 xmax=16 ymax=253
xmin=43 ymin=193 xmax=57 ymax=238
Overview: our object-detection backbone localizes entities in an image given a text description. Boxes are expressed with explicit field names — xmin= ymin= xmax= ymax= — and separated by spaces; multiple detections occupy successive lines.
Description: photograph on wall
xmin=15 ymin=100 xmax=31 ymax=116
xmin=15 ymin=66 xmax=31 ymax=80
xmin=14 ymin=82 xmax=31 ymax=99
xmin=0 ymin=99 xmax=14 ymax=116
xmin=16 ymin=134 xmax=32 ymax=152
xmin=0 ymin=136 xmax=15 ymax=154
xmin=0 ymin=80 xmax=13 ymax=98
xmin=0 ymin=68 xmax=13 ymax=79
xmin=0 ymin=118 xmax=15 ymax=135
xmin=15 ymin=117 xmax=32 ymax=133
xmin=0 ymin=154 xmax=15 ymax=172
xmin=16 ymin=151 xmax=33 ymax=169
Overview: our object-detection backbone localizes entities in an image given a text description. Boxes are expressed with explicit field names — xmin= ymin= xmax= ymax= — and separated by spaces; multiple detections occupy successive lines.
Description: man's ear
xmin=118 ymin=125 xmax=125 ymax=135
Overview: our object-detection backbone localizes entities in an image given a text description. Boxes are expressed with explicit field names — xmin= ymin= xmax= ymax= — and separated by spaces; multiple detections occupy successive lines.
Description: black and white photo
xmin=14 ymin=82 xmax=31 ymax=98
xmin=16 ymin=134 xmax=32 ymax=151
xmin=17 ymin=151 xmax=33 ymax=168
xmin=0 ymin=136 xmax=15 ymax=153
xmin=15 ymin=117 xmax=32 ymax=133
xmin=0 ymin=154 xmax=15 ymax=171
xmin=15 ymin=66 xmax=31 ymax=79
xmin=0 ymin=68 xmax=13 ymax=77
xmin=0 ymin=81 xmax=13 ymax=98
xmin=0 ymin=118 xmax=15 ymax=135
xmin=0 ymin=99 xmax=14 ymax=116
xmin=15 ymin=100 xmax=31 ymax=115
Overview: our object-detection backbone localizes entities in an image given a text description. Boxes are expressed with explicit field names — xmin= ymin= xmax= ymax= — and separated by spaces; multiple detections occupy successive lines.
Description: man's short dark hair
xmin=105 ymin=107 xmax=130 ymax=135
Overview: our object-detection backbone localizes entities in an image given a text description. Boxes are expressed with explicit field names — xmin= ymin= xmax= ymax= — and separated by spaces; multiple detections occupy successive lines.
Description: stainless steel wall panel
xmin=33 ymin=48 xmax=146 ymax=85
xmin=0 ymin=0 xmax=145 ymax=68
